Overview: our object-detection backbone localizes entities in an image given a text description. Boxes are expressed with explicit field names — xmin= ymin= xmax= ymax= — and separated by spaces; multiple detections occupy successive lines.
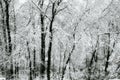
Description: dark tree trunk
xmin=61 ymin=43 xmax=75 ymax=80
xmin=47 ymin=3 xmax=56 ymax=80
xmin=10 ymin=59 xmax=13 ymax=78
xmin=3 ymin=1 xmax=13 ymax=80
xmin=4 ymin=0 xmax=12 ymax=54
xmin=0 ymin=0 xmax=7 ymax=51
xmin=33 ymin=47 xmax=36 ymax=78
xmin=47 ymin=35 xmax=53 ymax=80
xmin=40 ymin=13 xmax=46 ymax=76
xmin=105 ymin=33 xmax=110 ymax=75
xmin=15 ymin=62 xmax=19 ymax=79
xmin=39 ymin=0 xmax=46 ymax=77
xmin=27 ymin=41 xmax=32 ymax=80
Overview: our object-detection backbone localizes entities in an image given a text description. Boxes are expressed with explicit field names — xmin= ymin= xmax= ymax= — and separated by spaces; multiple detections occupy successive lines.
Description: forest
xmin=0 ymin=0 xmax=120 ymax=80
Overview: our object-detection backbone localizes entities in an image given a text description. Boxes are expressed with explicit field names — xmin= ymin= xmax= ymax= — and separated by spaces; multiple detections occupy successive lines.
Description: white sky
xmin=18 ymin=0 xmax=84 ymax=5
xmin=14 ymin=0 xmax=27 ymax=10
xmin=19 ymin=0 xmax=27 ymax=4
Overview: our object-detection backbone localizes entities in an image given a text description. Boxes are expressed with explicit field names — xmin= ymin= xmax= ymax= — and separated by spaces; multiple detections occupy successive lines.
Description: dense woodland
xmin=0 ymin=0 xmax=120 ymax=80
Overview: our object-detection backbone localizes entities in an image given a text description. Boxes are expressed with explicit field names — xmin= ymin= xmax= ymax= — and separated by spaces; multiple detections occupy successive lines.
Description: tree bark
xmin=33 ymin=47 xmax=36 ymax=78
xmin=47 ymin=3 xmax=56 ymax=80
xmin=40 ymin=13 xmax=46 ymax=76
xmin=4 ymin=0 xmax=12 ymax=55
xmin=105 ymin=33 xmax=110 ymax=75
xmin=0 ymin=0 xmax=7 ymax=52
xmin=39 ymin=0 xmax=46 ymax=76
xmin=27 ymin=41 xmax=32 ymax=80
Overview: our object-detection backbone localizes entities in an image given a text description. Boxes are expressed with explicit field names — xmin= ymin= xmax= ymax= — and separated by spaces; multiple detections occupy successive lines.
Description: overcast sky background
xmin=19 ymin=0 xmax=27 ymax=4
xmin=16 ymin=0 xmax=86 ymax=11
xmin=17 ymin=0 xmax=85 ymax=5
xmin=16 ymin=0 xmax=112 ymax=20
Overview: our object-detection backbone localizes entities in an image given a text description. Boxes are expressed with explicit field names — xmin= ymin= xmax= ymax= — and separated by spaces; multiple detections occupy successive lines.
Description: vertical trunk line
xmin=105 ymin=33 xmax=110 ymax=75
xmin=27 ymin=41 xmax=32 ymax=80
xmin=4 ymin=0 xmax=12 ymax=54
xmin=47 ymin=3 xmax=56 ymax=80
xmin=0 ymin=1 xmax=7 ymax=52
xmin=39 ymin=0 xmax=46 ymax=77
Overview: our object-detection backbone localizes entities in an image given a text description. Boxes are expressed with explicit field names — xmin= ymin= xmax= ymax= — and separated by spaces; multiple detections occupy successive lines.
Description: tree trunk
xmin=39 ymin=0 xmax=46 ymax=77
xmin=33 ymin=48 xmax=36 ymax=78
xmin=4 ymin=0 xmax=12 ymax=54
xmin=3 ymin=1 xmax=13 ymax=80
xmin=27 ymin=41 xmax=32 ymax=80
xmin=40 ymin=13 xmax=46 ymax=76
xmin=105 ymin=33 xmax=110 ymax=76
xmin=47 ymin=3 xmax=56 ymax=80
xmin=0 ymin=0 xmax=7 ymax=52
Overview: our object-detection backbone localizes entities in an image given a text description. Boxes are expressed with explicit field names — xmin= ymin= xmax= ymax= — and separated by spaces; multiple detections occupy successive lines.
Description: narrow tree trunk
xmin=39 ymin=0 xmax=46 ymax=77
xmin=105 ymin=33 xmax=110 ymax=75
xmin=4 ymin=1 xmax=12 ymax=54
xmin=15 ymin=62 xmax=19 ymax=79
xmin=3 ymin=1 xmax=13 ymax=80
xmin=47 ymin=20 xmax=54 ymax=80
xmin=0 ymin=0 xmax=7 ymax=52
xmin=47 ymin=3 xmax=56 ymax=80
xmin=10 ymin=59 xmax=13 ymax=79
xmin=33 ymin=47 xmax=36 ymax=78
xmin=61 ymin=44 xmax=75 ymax=80
xmin=47 ymin=34 xmax=53 ymax=80
xmin=40 ymin=13 xmax=46 ymax=76
xmin=27 ymin=42 xmax=32 ymax=80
